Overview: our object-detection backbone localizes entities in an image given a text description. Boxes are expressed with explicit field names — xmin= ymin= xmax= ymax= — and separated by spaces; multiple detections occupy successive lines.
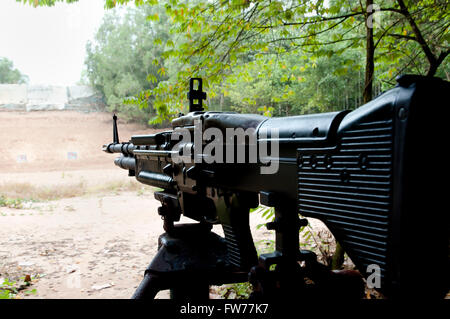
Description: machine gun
xmin=103 ymin=75 xmax=449 ymax=300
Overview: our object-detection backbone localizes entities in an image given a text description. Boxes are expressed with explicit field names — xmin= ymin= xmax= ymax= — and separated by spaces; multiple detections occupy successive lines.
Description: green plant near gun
xmin=0 ymin=277 xmax=37 ymax=299
xmin=253 ymin=206 xmax=337 ymax=265
xmin=218 ymin=205 xmax=338 ymax=299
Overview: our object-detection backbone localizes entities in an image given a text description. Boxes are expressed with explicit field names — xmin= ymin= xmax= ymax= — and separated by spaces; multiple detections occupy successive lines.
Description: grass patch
xmin=0 ymin=278 xmax=17 ymax=299
xmin=0 ymin=276 xmax=38 ymax=299
xmin=0 ymin=180 xmax=151 ymax=204
xmin=0 ymin=196 xmax=26 ymax=209
xmin=214 ymin=282 xmax=253 ymax=299
xmin=86 ymin=179 xmax=145 ymax=195
xmin=0 ymin=182 xmax=85 ymax=202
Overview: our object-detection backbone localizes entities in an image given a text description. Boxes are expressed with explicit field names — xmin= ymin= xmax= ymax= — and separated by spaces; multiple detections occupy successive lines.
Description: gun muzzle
xmin=114 ymin=156 xmax=136 ymax=171
xmin=103 ymin=142 xmax=136 ymax=155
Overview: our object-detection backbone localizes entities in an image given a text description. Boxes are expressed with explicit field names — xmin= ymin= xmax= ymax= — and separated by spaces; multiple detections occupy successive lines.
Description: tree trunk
xmin=219 ymin=92 xmax=224 ymax=111
xmin=363 ymin=0 xmax=375 ymax=104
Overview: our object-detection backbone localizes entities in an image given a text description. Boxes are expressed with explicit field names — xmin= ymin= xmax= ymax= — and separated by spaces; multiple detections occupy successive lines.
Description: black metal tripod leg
xmin=132 ymin=272 xmax=211 ymax=300
xmin=131 ymin=273 xmax=163 ymax=300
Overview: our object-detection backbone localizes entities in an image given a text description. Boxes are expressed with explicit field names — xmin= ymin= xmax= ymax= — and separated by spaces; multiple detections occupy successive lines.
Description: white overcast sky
xmin=0 ymin=0 xmax=108 ymax=86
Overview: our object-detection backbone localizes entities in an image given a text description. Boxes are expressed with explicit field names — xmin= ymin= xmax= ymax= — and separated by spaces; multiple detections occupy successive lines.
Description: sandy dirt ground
xmin=0 ymin=110 xmax=287 ymax=299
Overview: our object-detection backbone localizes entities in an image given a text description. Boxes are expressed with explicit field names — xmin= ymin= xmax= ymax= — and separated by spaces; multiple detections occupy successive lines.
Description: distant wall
xmin=0 ymin=84 xmax=105 ymax=112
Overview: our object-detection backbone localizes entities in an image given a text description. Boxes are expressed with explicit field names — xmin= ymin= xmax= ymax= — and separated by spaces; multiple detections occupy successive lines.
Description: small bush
xmin=0 ymin=196 xmax=24 ymax=209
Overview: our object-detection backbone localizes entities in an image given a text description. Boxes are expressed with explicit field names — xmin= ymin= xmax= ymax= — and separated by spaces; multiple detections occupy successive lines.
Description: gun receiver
xmin=103 ymin=75 xmax=449 ymax=300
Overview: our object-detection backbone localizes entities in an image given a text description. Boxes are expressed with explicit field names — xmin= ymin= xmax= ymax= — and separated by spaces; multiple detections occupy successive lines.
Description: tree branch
xmin=396 ymin=0 xmax=437 ymax=66
xmin=437 ymin=49 xmax=450 ymax=66
xmin=387 ymin=33 xmax=417 ymax=42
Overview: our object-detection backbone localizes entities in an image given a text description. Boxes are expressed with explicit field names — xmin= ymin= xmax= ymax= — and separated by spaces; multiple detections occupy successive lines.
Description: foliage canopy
xmin=0 ymin=57 xmax=28 ymax=84
xmin=18 ymin=0 xmax=449 ymax=123
xmin=84 ymin=5 xmax=171 ymax=124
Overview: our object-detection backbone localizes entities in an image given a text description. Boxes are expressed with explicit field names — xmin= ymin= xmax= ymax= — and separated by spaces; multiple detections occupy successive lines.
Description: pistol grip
xmin=217 ymin=194 xmax=258 ymax=271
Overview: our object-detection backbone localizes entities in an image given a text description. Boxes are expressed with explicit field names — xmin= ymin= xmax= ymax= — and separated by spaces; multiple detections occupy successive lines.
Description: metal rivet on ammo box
xmin=324 ymin=154 xmax=332 ymax=169
xmin=359 ymin=154 xmax=368 ymax=169
xmin=398 ymin=107 xmax=407 ymax=120
xmin=340 ymin=169 xmax=350 ymax=183
xmin=310 ymin=155 xmax=317 ymax=168
xmin=298 ymin=155 xmax=304 ymax=167
xmin=312 ymin=127 xmax=319 ymax=136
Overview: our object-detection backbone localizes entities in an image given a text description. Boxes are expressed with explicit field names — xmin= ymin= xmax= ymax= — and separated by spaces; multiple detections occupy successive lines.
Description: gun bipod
xmin=132 ymin=222 xmax=249 ymax=300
